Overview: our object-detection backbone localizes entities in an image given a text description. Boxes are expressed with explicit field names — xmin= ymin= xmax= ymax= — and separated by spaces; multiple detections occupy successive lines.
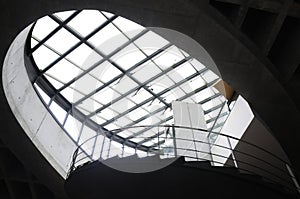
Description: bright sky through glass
xmin=31 ymin=9 xmax=229 ymax=154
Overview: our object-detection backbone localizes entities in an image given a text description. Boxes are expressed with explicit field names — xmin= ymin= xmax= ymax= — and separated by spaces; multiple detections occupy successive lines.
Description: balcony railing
xmin=68 ymin=125 xmax=300 ymax=194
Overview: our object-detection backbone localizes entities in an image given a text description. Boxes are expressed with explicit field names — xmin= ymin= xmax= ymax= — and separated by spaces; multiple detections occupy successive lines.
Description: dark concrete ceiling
xmin=0 ymin=0 xmax=299 ymax=198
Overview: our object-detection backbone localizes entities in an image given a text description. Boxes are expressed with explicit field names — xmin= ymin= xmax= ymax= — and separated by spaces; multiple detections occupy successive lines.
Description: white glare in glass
xmin=45 ymin=28 xmax=79 ymax=54
xmin=32 ymin=16 xmax=59 ymax=41
xmin=67 ymin=10 xmax=107 ymax=37
xmin=49 ymin=101 xmax=67 ymax=124
xmin=113 ymin=16 xmax=145 ymax=38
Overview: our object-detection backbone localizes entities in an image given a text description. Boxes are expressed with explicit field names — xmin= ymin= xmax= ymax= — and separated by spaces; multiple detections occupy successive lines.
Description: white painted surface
xmin=211 ymin=96 xmax=254 ymax=166
xmin=2 ymin=25 xmax=77 ymax=178
xmin=172 ymin=101 xmax=210 ymax=161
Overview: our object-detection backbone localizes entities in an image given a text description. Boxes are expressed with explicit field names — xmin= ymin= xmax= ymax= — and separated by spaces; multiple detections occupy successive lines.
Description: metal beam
xmin=124 ymin=80 xmax=220 ymax=140
xmin=49 ymin=14 xmax=174 ymax=109
xmin=31 ymin=10 xmax=82 ymax=53
xmin=99 ymin=69 xmax=206 ymax=127
xmin=57 ymin=29 xmax=149 ymax=93
xmin=40 ymin=14 xmax=118 ymax=75
xmin=263 ymin=0 xmax=293 ymax=54
xmin=73 ymin=43 xmax=172 ymax=107
xmin=214 ymin=0 xmax=300 ymax=19
xmin=234 ymin=0 xmax=251 ymax=28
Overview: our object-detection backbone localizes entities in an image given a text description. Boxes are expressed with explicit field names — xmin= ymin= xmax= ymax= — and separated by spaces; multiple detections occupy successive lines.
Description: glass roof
xmin=30 ymin=9 xmax=229 ymax=152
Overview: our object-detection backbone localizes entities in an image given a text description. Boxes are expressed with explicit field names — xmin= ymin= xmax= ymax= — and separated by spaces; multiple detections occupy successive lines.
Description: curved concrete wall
xmin=2 ymin=25 xmax=76 ymax=178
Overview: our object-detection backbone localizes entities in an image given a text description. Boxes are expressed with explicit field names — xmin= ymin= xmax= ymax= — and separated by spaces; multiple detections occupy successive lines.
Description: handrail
xmin=78 ymin=124 xmax=292 ymax=166
xmin=68 ymin=125 xmax=300 ymax=194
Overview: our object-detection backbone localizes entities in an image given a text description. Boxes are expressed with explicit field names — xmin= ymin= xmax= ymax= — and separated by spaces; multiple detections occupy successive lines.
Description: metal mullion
xmin=57 ymin=29 xmax=148 ymax=93
xmin=39 ymin=41 xmax=83 ymax=76
xmin=204 ymin=103 xmax=224 ymax=115
xmin=49 ymin=14 xmax=118 ymax=43
xmin=33 ymin=35 xmax=94 ymax=74
xmin=100 ymin=70 xmax=202 ymax=127
xmin=87 ymin=45 xmax=172 ymax=108
xmin=39 ymin=14 xmax=117 ymax=75
xmin=81 ymin=46 xmax=179 ymax=117
xmin=86 ymin=51 xmax=190 ymax=119
xmin=125 ymin=82 xmax=222 ymax=146
xmin=31 ymin=10 xmax=82 ymax=53
xmin=114 ymin=78 xmax=219 ymax=138
xmin=127 ymin=106 xmax=169 ymax=131
xmin=198 ymin=93 xmax=221 ymax=105
xmin=110 ymin=18 xmax=191 ymax=107
xmin=72 ymin=30 xmax=177 ymax=109
xmin=65 ymin=29 xmax=152 ymax=105
xmin=176 ymin=78 xmax=219 ymax=102
xmin=206 ymin=112 xmax=228 ymax=124
xmin=212 ymin=121 xmax=226 ymax=130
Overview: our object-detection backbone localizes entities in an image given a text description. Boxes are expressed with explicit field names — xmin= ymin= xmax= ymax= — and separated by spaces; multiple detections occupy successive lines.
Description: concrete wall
xmin=2 ymin=25 xmax=77 ymax=178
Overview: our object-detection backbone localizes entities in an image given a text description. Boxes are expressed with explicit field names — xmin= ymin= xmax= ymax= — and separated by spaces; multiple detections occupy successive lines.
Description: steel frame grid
xmin=28 ymin=9 xmax=229 ymax=153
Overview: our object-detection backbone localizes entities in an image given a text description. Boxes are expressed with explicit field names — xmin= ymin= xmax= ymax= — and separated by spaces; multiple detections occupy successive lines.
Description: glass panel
xmin=34 ymin=83 xmax=50 ymax=105
xmin=104 ymin=123 xmax=120 ymax=131
xmin=88 ymin=23 xmax=129 ymax=55
xmin=181 ymin=76 xmax=206 ymax=93
xmin=72 ymin=73 xmax=103 ymax=96
xmin=193 ymin=87 xmax=214 ymax=103
xmin=149 ymin=76 xmax=174 ymax=94
xmin=112 ymin=76 xmax=138 ymax=94
xmin=131 ymin=60 xmax=161 ymax=83
xmin=169 ymin=62 xmax=197 ymax=81
xmin=49 ymin=101 xmax=67 ymax=124
xmin=54 ymin=10 xmax=75 ymax=21
xmin=67 ymin=10 xmax=107 ymax=37
xmin=101 ymin=11 xmax=114 ymax=18
xmin=32 ymin=16 xmax=59 ymax=41
xmin=93 ymin=86 xmax=121 ymax=105
xmin=134 ymin=31 xmax=169 ymax=56
xmin=111 ymin=44 xmax=146 ymax=70
xmin=64 ymin=115 xmax=82 ymax=141
xmin=190 ymin=59 xmax=206 ymax=72
xmin=77 ymin=106 xmax=92 ymax=115
xmin=92 ymin=134 xmax=106 ymax=159
xmin=202 ymin=70 xmax=219 ymax=83
xmin=44 ymin=74 xmax=63 ymax=89
xmin=89 ymin=61 xmax=122 ymax=83
xmin=141 ymin=100 xmax=164 ymax=113
xmin=113 ymin=16 xmax=145 ymax=38
xmin=90 ymin=114 xmax=105 ymax=125
xmin=60 ymin=86 xmax=84 ymax=103
xmin=79 ymin=125 xmax=97 ymax=155
xmin=162 ymin=88 xmax=185 ymax=103
xmin=127 ymin=108 xmax=148 ymax=121
xmin=32 ymin=44 xmax=60 ymax=70
xmin=202 ymin=98 xmax=222 ymax=112
xmin=66 ymin=44 xmax=102 ymax=70
xmin=31 ymin=38 xmax=38 ymax=49
xmin=153 ymin=46 xmax=185 ymax=69
xmin=130 ymin=88 xmax=152 ymax=104
xmin=46 ymin=59 xmax=83 ymax=84
xmin=77 ymin=97 xmax=102 ymax=114
xmin=111 ymin=98 xmax=136 ymax=115
xmin=45 ymin=28 xmax=80 ymax=54
xmin=112 ymin=116 xmax=133 ymax=127
xmin=97 ymin=108 xmax=117 ymax=121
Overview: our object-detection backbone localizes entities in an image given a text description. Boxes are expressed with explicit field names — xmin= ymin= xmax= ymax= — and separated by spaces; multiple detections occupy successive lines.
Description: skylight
xmin=29 ymin=9 xmax=229 ymax=157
